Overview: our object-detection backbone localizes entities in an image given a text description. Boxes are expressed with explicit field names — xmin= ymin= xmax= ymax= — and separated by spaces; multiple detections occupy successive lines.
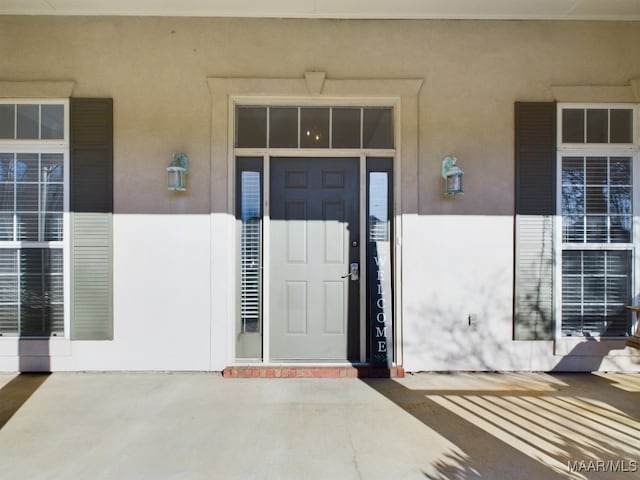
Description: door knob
xmin=341 ymin=263 xmax=359 ymax=281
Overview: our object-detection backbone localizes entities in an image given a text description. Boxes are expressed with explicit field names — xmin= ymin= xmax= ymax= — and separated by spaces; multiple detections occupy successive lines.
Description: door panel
xmin=270 ymin=157 xmax=359 ymax=360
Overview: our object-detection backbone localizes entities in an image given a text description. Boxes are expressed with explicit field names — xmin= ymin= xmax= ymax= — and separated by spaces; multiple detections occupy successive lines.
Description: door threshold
xmin=222 ymin=365 xmax=405 ymax=378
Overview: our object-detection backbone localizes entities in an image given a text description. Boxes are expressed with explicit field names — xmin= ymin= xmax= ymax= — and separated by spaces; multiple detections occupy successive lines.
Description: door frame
xmin=207 ymin=73 xmax=423 ymax=368
xmin=236 ymin=150 xmax=384 ymax=364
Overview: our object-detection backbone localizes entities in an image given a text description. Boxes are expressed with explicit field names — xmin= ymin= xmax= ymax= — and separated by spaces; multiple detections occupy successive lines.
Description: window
xmin=0 ymin=101 xmax=67 ymax=337
xmin=558 ymin=105 xmax=638 ymax=337
xmin=235 ymin=157 xmax=263 ymax=359
xmin=235 ymin=106 xmax=394 ymax=149
xmin=238 ymin=160 xmax=262 ymax=335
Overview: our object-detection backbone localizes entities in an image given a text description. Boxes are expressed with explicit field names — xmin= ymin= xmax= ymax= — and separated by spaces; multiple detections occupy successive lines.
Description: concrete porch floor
xmin=0 ymin=372 xmax=638 ymax=480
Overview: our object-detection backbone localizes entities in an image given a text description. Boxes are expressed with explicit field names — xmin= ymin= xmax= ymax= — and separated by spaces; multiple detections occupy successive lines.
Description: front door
xmin=270 ymin=157 xmax=360 ymax=361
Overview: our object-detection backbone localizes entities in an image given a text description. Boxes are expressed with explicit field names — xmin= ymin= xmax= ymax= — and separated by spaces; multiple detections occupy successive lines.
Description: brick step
xmin=223 ymin=366 xmax=405 ymax=378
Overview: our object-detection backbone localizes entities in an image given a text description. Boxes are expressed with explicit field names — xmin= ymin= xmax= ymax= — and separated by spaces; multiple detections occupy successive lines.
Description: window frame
xmin=555 ymin=103 xmax=640 ymax=339
xmin=0 ymin=99 xmax=70 ymax=338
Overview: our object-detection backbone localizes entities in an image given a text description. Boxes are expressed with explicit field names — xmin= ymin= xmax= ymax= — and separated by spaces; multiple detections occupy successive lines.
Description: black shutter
xmin=69 ymin=98 xmax=113 ymax=340
xmin=514 ymin=102 xmax=556 ymax=340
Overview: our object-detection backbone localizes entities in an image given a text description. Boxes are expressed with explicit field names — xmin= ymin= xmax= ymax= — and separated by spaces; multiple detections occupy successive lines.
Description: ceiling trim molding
xmin=2 ymin=0 xmax=639 ymax=21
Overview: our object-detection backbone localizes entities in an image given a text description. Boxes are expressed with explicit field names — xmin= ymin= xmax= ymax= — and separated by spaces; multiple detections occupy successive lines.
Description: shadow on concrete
xmin=549 ymin=372 xmax=640 ymax=419
xmin=0 ymin=373 xmax=50 ymax=430
xmin=362 ymin=374 xmax=640 ymax=480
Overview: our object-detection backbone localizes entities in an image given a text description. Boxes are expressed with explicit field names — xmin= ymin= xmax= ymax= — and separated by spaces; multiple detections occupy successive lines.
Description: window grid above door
xmin=235 ymin=106 xmax=394 ymax=150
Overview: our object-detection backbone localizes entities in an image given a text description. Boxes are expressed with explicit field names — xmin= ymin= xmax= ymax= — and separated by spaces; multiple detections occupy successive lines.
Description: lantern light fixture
xmin=167 ymin=152 xmax=189 ymax=192
xmin=441 ymin=156 xmax=464 ymax=196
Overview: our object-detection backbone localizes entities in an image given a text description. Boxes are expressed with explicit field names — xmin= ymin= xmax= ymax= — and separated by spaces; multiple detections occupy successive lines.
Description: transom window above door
xmin=235 ymin=106 xmax=394 ymax=149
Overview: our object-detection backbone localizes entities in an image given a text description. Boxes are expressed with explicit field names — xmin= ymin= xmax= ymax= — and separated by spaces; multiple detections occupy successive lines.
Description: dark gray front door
xmin=270 ymin=157 xmax=360 ymax=361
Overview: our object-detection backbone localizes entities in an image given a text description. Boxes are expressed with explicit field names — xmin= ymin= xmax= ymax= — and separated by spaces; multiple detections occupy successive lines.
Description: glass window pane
xmin=586 ymin=216 xmax=607 ymax=243
xmin=562 ymin=109 xmax=584 ymax=143
xmin=16 ymin=183 xmax=38 ymax=211
xmin=582 ymin=306 xmax=605 ymax=334
xmin=603 ymin=310 xmax=630 ymax=337
xmin=44 ymin=213 xmax=63 ymax=241
xmin=0 ymin=153 xmax=13 ymax=183
xmin=42 ymin=154 xmax=64 ymax=214
xmin=562 ymin=186 xmax=583 ymax=215
xmin=610 ymin=109 xmax=633 ymax=143
xmin=369 ymin=172 xmax=390 ymax=241
xmin=19 ymin=249 xmax=45 ymax=335
xmin=0 ymin=249 xmax=17 ymax=273
xmin=561 ymin=306 xmax=582 ymax=336
xmin=332 ymin=108 xmax=361 ymax=148
xmin=45 ymin=248 xmax=63 ymax=274
xmin=16 ymin=153 xmax=38 ymax=182
xmin=584 ymin=277 xmax=605 ymax=302
xmin=609 ymin=186 xmax=631 ymax=216
xmin=363 ymin=108 xmax=393 ymax=149
xmin=47 ymin=304 xmax=65 ymax=335
xmin=610 ymin=157 xmax=631 ymax=185
xmin=300 ymin=108 xmax=329 ymax=148
xmin=0 ymin=104 xmax=15 ymax=139
xmin=42 ymin=154 xmax=64 ymax=182
xmin=236 ymin=107 xmax=267 ymax=148
xmin=562 ymin=216 xmax=584 ymax=242
xmin=269 ymin=107 xmax=298 ymax=148
xmin=583 ymin=250 xmax=604 ymax=274
xmin=562 ymin=251 xmax=581 ymax=275
xmin=16 ymin=213 xmax=38 ymax=241
xmin=0 ymin=213 xmax=13 ymax=240
xmin=42 ymin=183 xmax=63 ymax=212
xmin=16 ymin=104 xmax=39 ymax=139
xmin=586 ymin=157 xmax=607 ymax=185
xmin=585 ymin=187 xmax=606 ymax=213
xmin=0 ymin=156 xmax=15 ymax=237
xmin=0 ymin=304 xmax=19 ymax=334
xmin=0 ymin=275 xmax=18 ymax=300
xmin=20 ymin=310 xmax=44 ymax=336
xmin=586 ymin=109 xmax=608 ymax=143
xmin=562 ymin=157 xmax=584 ymax=184
xmin=236 ymin=158 xmax=262 ymax=344
xmin=41 ymin=104 xmax=64 ymax=140
xmin=607 ymin=277 xmax=629 ymax=304
xmin=608 ymin=250 xmax=631 ymax=274
xmin=610 ymin=216 xmax=632 ymax=243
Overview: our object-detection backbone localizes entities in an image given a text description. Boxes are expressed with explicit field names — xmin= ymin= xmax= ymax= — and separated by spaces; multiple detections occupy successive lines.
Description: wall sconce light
xmin=441 ymin=156 xmax=464 ymax=196
xmin=166 ymin=152 xmax=189 ymax=192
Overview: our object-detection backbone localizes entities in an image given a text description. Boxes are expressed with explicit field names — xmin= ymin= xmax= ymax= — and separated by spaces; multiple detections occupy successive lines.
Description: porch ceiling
xmin=1 ymin=0 xmax=639 ymax=20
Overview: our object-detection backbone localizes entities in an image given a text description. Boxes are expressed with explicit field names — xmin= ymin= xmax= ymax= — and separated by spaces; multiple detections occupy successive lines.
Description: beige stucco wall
xmin=1 ymin=17 xmax=638 ymax=214
xmin=1 ymin=16 xmax=640 ymax=371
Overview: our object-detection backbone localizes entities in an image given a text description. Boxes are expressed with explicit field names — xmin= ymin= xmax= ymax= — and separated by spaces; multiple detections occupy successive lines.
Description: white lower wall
xmin=0 ymin=214 xmax=213 ymax=372
xmin=2 ymin=212 xmax=640 ymax=372
xmin=401 ymin=214 xmax=640 ymax=372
